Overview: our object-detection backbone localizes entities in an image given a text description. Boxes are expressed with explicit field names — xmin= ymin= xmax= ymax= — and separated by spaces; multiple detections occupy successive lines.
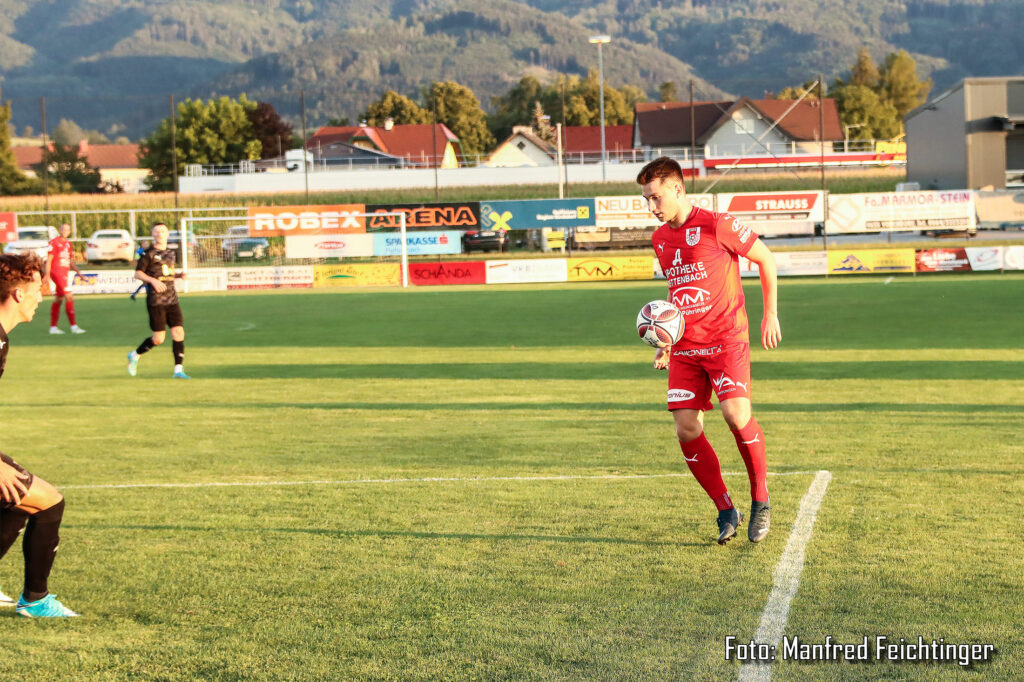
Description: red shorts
xmin=667 ymin=341 xmax=751 ymax=411
xmin=50 ymin=272 xmax=70 ymax=297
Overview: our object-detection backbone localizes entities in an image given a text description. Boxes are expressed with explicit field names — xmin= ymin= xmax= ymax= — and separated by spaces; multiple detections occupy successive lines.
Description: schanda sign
xmin=409 ymin=262 xmax=486 ymax=285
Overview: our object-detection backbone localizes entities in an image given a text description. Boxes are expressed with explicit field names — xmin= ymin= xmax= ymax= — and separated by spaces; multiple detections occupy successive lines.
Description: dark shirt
xmin=0 ymin=322 xmax=8 ymax=380
xmin=135 ymin=246 xmax=179 ymax=307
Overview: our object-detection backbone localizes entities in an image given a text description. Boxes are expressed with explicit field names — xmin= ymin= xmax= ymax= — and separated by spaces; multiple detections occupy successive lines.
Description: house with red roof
xmin=12 ymin=141 xmax=146 ymax=193
xmin=306 ymin=121 xmax=463 ymax=168
xmin=633 ymin=99 xmax=843 ymax=157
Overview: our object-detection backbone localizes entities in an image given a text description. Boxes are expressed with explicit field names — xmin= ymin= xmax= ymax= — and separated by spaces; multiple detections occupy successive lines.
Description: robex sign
xmin=246 ymin=204 xmax=367 ymax=236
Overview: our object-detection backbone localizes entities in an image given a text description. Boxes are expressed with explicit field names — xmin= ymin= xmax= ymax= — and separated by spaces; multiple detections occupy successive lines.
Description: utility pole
xmin=170 ymin=94 xmax=178 ymax=209
xmin=40 ymin=98 xmax=49 ymax=211
xmin=589 ymin=35 xmax=611 ymax=182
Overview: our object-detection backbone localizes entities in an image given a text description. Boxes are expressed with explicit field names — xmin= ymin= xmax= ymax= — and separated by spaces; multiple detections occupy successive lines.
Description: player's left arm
xmin=743 ymin=239 xmax=781 ymax=350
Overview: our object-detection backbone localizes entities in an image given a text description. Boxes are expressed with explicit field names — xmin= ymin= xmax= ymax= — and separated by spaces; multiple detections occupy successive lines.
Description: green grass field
xmin=1 ymin=274 xmax=1022 ymax=680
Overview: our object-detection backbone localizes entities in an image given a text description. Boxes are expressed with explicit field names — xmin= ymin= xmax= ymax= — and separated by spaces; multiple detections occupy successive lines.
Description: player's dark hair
xmin=636 ymin=156 xmax=685 ymax=186
xmin=151 ymin=222 xmax=168 ymax=230
xmin=0 ymin=253 xmax=43 ymax=303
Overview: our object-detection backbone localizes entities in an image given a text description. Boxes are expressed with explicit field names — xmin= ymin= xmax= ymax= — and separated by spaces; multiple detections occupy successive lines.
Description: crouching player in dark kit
xmin=0 ymin=253 xmax=79 ymax=617
xmin=638 ymin=157 xmax=782 ymax=545
xmin=127 ymin=222 xmax=190 ymax=379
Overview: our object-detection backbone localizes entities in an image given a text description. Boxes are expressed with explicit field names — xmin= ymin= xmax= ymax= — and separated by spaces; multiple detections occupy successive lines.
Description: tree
xmin=530 ymin=101 xmax=555 ymax=144
xmin=849 ymin=47 xmax=880 ymax=89
xmin=775 ymin=79 xmax=823 ymax=100
xmin=31 ymin=143 xmax=103 ymax=194
xmin=51 ymin=118 xmax=86 ymax=146
xmin=880 ymin=50 xmax=931 ymax=126
xmin=138 ymin=95 xmax=262 ymax=191
xmin=489 ymin=76 xmax=545 ymax=141
xmin=830 ymin=83 xmax=900 ymax=141
xmin=0 ymin=88 xmax=41 ymax=196
xmin=424 ymin=81 xmax=494 ymax=158
xmin=247 ymin=101 xmax=294 ymax=159
xmin=360 ymin=91 xmax=429 ymax=127
xmin=658 ymin=81 xmax=677 ymax=102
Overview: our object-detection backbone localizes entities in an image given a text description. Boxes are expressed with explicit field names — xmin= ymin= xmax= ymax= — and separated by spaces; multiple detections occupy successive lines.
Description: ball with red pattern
xmin=636 ymin=300 xmax=684 ymax=348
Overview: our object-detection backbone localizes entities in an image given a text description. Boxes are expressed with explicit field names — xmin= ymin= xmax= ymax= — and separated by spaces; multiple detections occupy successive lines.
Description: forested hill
xmin=0 ymin=0 xmax=1019 ymax=137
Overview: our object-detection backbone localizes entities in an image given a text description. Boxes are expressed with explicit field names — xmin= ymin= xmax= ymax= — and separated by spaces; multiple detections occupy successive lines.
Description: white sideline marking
xmin=235 ymin=322 xmax=256 ymax=331
xmin=61 ymin=470 xmax=818 ymax=491
xmin=738 ymin=470 xmax=832 ymax=682
xmin=884 ymin=276 xmax=894 ymax=284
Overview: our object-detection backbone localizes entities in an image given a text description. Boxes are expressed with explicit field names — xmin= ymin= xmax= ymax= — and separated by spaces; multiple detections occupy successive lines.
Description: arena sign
xmin=717 ymin=191 xmax=823 ymax=236
xmin=246 ymin=204 xmax=367 ymax=236
xmin=827 ymin=191 xmax=975 ymax=234
xmin=364 ymin=203 xmax=480 ymax=231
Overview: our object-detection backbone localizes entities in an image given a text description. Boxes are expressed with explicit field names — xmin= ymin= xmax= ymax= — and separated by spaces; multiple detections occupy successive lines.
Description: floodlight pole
xmin=589 ymin=35 xmax=610 ymax=182
xmin=555 ymin=122 xmax=564 ymax=198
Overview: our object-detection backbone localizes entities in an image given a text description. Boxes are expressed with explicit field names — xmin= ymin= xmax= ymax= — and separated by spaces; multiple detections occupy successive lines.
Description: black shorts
xmin=148 ymin=303 xmax=184 ymax=332
xmin=0 ymin=452 xmax=34 ymax=510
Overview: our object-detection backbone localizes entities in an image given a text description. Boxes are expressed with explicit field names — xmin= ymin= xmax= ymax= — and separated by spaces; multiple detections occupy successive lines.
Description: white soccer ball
xmin=636 ymin=300 xmax=684 ymax=348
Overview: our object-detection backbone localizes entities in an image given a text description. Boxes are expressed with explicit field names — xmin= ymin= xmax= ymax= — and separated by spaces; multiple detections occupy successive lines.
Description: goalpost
xmin=178 ymin=211 xmax=411 ymax=290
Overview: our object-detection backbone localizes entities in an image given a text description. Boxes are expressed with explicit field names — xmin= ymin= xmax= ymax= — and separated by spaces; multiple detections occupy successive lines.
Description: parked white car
xmin=86 ymin=229 xmax=135 ymax=263
xmin=220 ymin=224 xmax=250 ymax=259
xmin=3 ymin=226 xmax=58 ymax=259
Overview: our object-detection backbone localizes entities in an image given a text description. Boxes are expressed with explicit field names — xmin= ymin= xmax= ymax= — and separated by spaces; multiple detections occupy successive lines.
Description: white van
xmin=3 ymin=226 xmax=58 ymax=260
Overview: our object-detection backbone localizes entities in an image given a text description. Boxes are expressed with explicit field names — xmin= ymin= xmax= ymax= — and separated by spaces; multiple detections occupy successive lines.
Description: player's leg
xmin=168 ymin=304 xmax=188 ymax=378
xmin=0 ymin=509 xmax=29 ymax=606
xmin=128 ymin=306 xmax=166 ymax=376
xmin=13 ymin=477 xmax=77 ymax=617
xmin=712 ymin=343 xmax=770 ymax=542
xmin=66 ymin=291 xmax=84 ymax=333
xmin=668 ymin=355 xmax=740 ymax=543
xmin=49 ymin=276 xmax=65 ymax=333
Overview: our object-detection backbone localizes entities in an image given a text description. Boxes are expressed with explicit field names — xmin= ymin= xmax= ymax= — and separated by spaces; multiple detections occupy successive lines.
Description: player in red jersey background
xmin=638 ymin=157 xmax=781 ymax=545
xmin=42 ymin=223 xmax=85 ymax=335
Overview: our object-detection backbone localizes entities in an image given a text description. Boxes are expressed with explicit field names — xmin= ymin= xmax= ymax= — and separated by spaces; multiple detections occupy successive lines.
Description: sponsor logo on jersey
xmin=711 ymin=373 xmax=748 ymax=394
xmin=672 ymin=286 xmax=713 ymax=314
xmin=685 ymin=226 xmax=700 ymax=246
xmin=673 ymin=345 xmax=722 ymax=357
xmin=667 ymin=389 xmax=696 ymax=402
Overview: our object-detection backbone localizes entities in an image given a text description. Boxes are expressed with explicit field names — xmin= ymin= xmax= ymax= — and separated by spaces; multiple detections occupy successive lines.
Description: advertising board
xmin=567 ymin=256 xmax=652 ymax=282
xmin=364 ymin=203 xmax=480 ymax=231
xmin=717 ymin=191 xmax=823 ymax=236
xmin=313 ymin=264 xmax=402 ymax=287
xmin=480 ymin=199 xmax=595 ymax=231
xmin=828 ymin=191 xmax=975 ymax=234
xmin=372 ymin=231 xmax=462 ymax=256
xmin=740 ymin=251 xmax=828 ymax=278
xmin=285 ymin=234 xmax=374 ymax=259
xmin=226 ymin=266 xmax=314 ymax=289
xmin=827 ymin=250 xmax=916 ymax=274
xmin=484 ymin=258 xmax=568 ymax=284
xmin=409 ymin=261 xmax=486 ymax=286
xmin=0 ymin=212 xmax=16 ymax=242
xmin=246 ymin=204 xmax=366 ymax=236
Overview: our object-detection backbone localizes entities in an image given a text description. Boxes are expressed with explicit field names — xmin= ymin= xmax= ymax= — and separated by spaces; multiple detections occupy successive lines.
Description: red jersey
xmin=652 ymin=206 xmax=758 ymax=349
xmin=48 ymin=236 xmax=74 ymax=274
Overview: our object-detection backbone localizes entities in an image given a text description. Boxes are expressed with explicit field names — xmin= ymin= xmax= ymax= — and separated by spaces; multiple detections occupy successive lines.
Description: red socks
xmin=732 ymin=418 xmax=769 ymax=502
xmin=49 ymin=299 xmax=77 ymax=326
xmin=679 ymin=433 xmax=732 ymax=511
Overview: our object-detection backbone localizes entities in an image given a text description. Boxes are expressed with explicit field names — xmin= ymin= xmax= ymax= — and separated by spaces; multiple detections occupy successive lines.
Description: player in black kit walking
xmin=127 ymin=223 xmax=190 ymax=379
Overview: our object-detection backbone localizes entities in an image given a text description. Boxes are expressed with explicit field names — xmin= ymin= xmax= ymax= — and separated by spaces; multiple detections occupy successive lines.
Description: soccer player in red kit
xmin=638 ymin=157 xmax=781 ymax=544
xmin=42 ymin=223 xmax=85 ymax=335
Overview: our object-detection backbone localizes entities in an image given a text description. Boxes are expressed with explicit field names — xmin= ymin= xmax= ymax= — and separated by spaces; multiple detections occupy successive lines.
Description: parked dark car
xmin=462 ymin=229 xmax=510 ymax=253
xmin=231 ymin=237 xmax=270 ymax=260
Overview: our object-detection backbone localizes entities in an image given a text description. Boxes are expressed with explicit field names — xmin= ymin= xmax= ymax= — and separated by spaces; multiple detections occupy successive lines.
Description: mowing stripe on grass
xmin=738 ymin=470 xmax=832 ymax=682
xmin=62 ymin=470 xmax=819 ymax=491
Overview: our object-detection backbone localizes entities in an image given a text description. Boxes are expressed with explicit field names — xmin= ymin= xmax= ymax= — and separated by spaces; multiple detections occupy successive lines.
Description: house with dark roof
xmin=12 ymin=141 xmax=146 ymax=193
xmin=634 ymin=99 xmax=843 ymax=158
xmin=307 ymin=122 xmax=463 ymax=168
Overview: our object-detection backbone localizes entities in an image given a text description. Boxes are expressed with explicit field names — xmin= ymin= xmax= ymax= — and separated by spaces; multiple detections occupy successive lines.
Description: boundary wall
xmin=65 ymin=245 xmax=1024 ymax=295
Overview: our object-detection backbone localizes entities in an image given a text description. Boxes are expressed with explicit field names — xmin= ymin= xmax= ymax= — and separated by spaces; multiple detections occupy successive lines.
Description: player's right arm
xmin=134 ymin=253 xmax=167 ymax=292
xmin=0 ymin=460 xmax=30 ymax=505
